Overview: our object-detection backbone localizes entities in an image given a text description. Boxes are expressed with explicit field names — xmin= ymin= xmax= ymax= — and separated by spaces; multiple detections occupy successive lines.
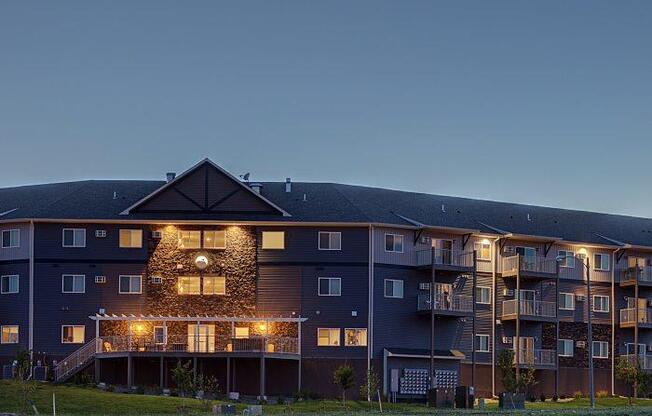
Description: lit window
xmin=154 ymin=326 xmax=167 ymax=345
xmin=559 ymin=339 xmax=574 ymax=357
xmin=62 ymin=228 xmax=86 ymax=247
xmin=384 ymin=279 xmax=404 ymax=298
xmin=178 ymin=230 xmax=201 ymax=249
xmin=476 ymin=334 xmax=490 ymax=352
xmin=119 ymin=275 xmax=142 ymax=294
xmin=203 ymin=276 xmax=226 ymax=295
xmin=559 ymin=293 xmax=575 ymax=310
xmin=262 ymin=231 xmax=285 ymax=249
xmin=558 ymin=250 xmax=575 ymax=268
xmin=119 ymin=229 xmax=143 ymax=248
xmin=178 ymin=276 xmax=201 ymax=295
xmin=317 ymin=328 xmax=340 ymax=346
xmin=204 ymin=230 xmax=226 ymax=249
xmin=318 ymin=277 xmax=341 ymax=296
xmin=592 ymin=341 xmax=609 ymax=359
xmin=235 ymin=327 xmax=250 ymax=339
xmin=594 ymin=253 xmax=610 ymax=271
xmin=384 ymin=234 xmax=404 ymax=253
xmin=1 ymin=275 xmax=19 ymax=294
xmin=593 ymin=295 xmax=609 ymax=313
xmin=476 ymin=286 xmax=491 ymax=304
xmin=474 ymin=241 xmax=491 ymax=261
xmin=318 ymin=232 xmax=341 ymax=250
xmin=61 ymin=325 xmax=85 ymax=344
xmin=344 ymin=328 xmax=367 ymax=346
xmin=62 ymin=275 xmax=85 ymax=293
xmin=1 ymin=326 xmax=18 ymax=344
xmin=1 ymin=229 xmax=19 ymax=248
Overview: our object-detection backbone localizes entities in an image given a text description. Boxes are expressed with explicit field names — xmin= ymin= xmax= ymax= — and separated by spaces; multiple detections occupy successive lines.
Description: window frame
xmin=557 ymin=250 xmax=575 ymax=268
xmin=153 ymin=326 xmax=168 ymax=345
xmin=318 ymin=231 xmax=342 ymax=251
xmin=558 ymin=339 xmax=574 ymax=357
xmin=475 ymin=334 xmax=490 ymax=352
xmin=384 ymin=233 xmax=404 ymax=253
xmin=593 ymin=253 xmax=610 ymax=271
xmin=203 ymin=230 xmax=227 ymax=250
xmin=318 ymin=277 xmax=342 ymax=297
xmin=592 ymin=295 xmax=610 ymax=313
xmin=118 ymin=275 xmax=142 ymax=294
xmin=476 ymin=286 xmax=491 ymax=304
xmin=1 ymin=229 xmax=20 ymax=249
xmin=177 ymin=230 xmax=201 ymax=249
xmin=474 ymin=241 xmax=491 ymax=261
xmin=61 ymin=274 xmax=86 ymax=294
xmin=317 ymin=328 xmax=341 ymax=347
xmin=559 ymin=292 xmax=575 ymax=311
xmin=1 ymin=325 xmax=19 ymax=344
xmin=62 ymin=228 xmax=86 ymax=248
xmin=61 ymin=325 xmax=86 ymax=344
xmin=261 ymin=231 xmax=285 ymax=250
xmin=384 ymin=279 xmax=404 ymax=299
xmin=203 ymin=275 xmax=226 ymax=295
xmin=119 ymin=229 xmax=143 ymax=248
xmin=178 ymin=276 xmax=201 ymax=295
xmin=592 ymin=341 xmax=609 ymax=359
xmin=1 ymin=275 xmax=19 ymax=294
xmin=234 ymin=327 xmax=250 ymax=339
xmin=344 ymin=328 xmax=368 ymax=347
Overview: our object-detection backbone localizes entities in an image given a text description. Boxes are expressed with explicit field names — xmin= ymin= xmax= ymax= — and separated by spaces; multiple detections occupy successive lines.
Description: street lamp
xmin=556 ymin=253 xmax=595 ymax=409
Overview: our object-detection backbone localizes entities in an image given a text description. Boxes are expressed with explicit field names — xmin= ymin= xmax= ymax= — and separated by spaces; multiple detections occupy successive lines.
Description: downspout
xmin=491 ymin=236 xmax=501 ymax=398
xmin=28 ymin=220 xmax=35 ymax=354
xmin=367 ymin=225 xmax=374 ymax=401
xmin=611 ymin=249 xmax=618 ymax=396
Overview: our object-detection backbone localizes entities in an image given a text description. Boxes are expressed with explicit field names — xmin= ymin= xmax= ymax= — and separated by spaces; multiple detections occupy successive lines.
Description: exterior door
xmin=434 ymin=240 xmax=454 ymax=264
xmin=516 ymin=247 xmax=536 ymax=270
xmin=187 ymin=324 xmax=215 ymax=352
xmin=519 ymin=290 xmax=536 ymax=314
xmin=513 ymin=336 xmax=535 ymax=364
xmin=434 ymin=283 xmax=452 ymax=310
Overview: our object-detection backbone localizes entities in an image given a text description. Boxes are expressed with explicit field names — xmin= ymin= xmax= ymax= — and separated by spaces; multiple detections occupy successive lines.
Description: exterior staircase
xmin=54 ymin=338 xmax=97 ymax=382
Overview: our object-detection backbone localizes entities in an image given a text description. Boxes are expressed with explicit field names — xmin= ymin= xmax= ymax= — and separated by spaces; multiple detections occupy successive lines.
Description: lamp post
xmin=557 ymin=253 xmax=594 ymax=408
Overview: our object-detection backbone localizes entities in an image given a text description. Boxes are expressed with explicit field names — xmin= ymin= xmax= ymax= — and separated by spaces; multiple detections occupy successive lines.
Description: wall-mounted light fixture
xmin=195 ymin=255 xmax=209 ymax=270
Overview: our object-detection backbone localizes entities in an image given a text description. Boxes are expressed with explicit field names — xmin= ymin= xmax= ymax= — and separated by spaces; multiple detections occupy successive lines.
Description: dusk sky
xmin=1 ymin=1 xmax=651 ymax=217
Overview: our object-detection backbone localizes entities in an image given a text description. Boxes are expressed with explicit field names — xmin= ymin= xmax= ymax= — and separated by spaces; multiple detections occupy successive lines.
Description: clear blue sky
xmin=1 ymin=1 xmax=651 ymax=216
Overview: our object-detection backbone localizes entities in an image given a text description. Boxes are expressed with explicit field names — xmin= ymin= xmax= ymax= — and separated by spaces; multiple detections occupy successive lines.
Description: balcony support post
xmin=587 ymin=257 xmax=595 ymax=408
xmin=555 ymin=259 xmax=560 ymax=398
xmin=94 ymin=358 xmax=101 ymax=384
xmin=226 ymin=357 xmax=231 ymax=394
xmin=159 ymin=356 xmax=164 ymax=389
xmin=127 ymin=354 xmax=133 ymax=388
xmin=471 ymin=250 xmax=477 ymax=391
xmin=634 ymin=267 xmax=639 ymax=399
xmin=259 ymin=356 xmax=266 ymax=399
xmin=298 ymin=320 xmax=302 ymax=392
xmin=429 ymin=246 xmax=436 ymax=389
xmin=515 ymin=255 xmax=521 ymax=380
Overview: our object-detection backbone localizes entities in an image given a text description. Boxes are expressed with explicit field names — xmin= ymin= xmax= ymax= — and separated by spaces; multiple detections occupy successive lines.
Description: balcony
xmin=619 ymin=266 xmax=652 ymax=287
xmin=619 ymin=308 xmax=652 ymax=329
xmin=415 ymin=249 xmax=474 ymax=272
xmin=513 ymin=348 xmax=556 ymax=367
xmin=502 ymin=255 xmax=557 ymax=279
xmin=621 ymin=354 xmax=652 ymax=370
xmin=502 ymin=299 xmax=556 ymax=322
xmin=417 ymin=292 xmax=473 ymax=317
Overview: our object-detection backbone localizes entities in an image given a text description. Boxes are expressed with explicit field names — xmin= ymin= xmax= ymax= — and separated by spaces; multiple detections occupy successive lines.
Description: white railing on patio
xmin=513 ymin=348 xmax=555 ymax=366
xmin=417 ymin=292 xmax=473 ymax=313
xmin=502 ymin=255 xmax=557 ymax=275
xmin=620 ymin=308 xmax=652 ymax=325
xmin=415 ymin=249 xmax=474 ymax=268
xmin=502 ymin=300 xmax=556 ymax=318
xmin=619 ymin=266 xmax=652 ymax=284
xmin=54 ymin=338 xmax=98 ymax=382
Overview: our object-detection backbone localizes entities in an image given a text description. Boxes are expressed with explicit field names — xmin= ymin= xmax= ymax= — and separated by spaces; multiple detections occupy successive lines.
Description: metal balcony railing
xmin=513 ymin=348 xmax=555 ymax=366
xmin=502 ymin=300 xmax=556 ymax=318
xmin=621 ymin=354 xmax=652 ymax=370
xmin=620 ymin=308 xmax=652 ymax=326
xmin=417 ymin=292 xmax=473 ymax=313
xmin=619 ymin=266 xmax=652 ymax=284
xmin=415 ymin=249 xmax=474 ymax=268
xmin=502 ymin=255 xmax=557 ymax=275
xmin=54 ymin=338 xmax=98 ymax=382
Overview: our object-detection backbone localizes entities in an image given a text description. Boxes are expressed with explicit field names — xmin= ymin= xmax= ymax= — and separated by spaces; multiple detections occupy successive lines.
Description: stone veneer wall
xmin=543 ymin=322 xmax=615 ymax=369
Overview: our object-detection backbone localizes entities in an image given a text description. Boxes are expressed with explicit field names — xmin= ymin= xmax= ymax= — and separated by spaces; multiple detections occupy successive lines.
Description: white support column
xmin=128 ymin=321 xmax=132 ymax=351
xmin=298 ymin=320 xmax=302 ymax=392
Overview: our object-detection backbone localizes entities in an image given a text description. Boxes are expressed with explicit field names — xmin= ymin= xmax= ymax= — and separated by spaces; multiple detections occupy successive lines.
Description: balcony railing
xmin=415 ymin=249 xmax=474 ymax=268
xmin=621 ymin=354 xmax=652 ymax=370
xmin=513 ymin=348 xmax=555 ymax=366
xmin=98 ymin=334 xmax=299 ymax=355
xmin=619 ymin=266 xmax=652 ymax=284
xmin=417 ymin=292 xmax=473 ymax=313
xmin=502 ymin=300 xmax=556 ymax=318
xmin=502 ymin=255 xmax=557 ymax=275
xmin=620 ymin=308 xmax=652 ymax=326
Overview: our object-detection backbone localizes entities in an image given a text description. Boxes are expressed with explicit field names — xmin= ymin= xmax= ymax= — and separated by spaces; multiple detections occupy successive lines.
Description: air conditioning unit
xmin=503 ymin=289 xmax=514 ymax=297
xmin=95 ymin=230 xmax=107 ymax=238
xmin=504 ymin=246 xmax=515 ymax=254
xmin=420 ymin=236 xmax=431 ymax=244
xmin=576 ymin=341 xmax=586 ymax=348
xmin=151 ymin=276 xmax=162 ymax=284
xmin=94 ymin=276 xmax=106 ymax=284
xmin=502 ymin=337 xmax=512 ymax=344
xmin=419 ymin=283 xmax=430 ymax=291
xmin=152 ymin=230 xmax=163 ymax=239
xmin=647 ymin=345 xmax=652 ymax=353
xmin=576 ymin=294 xmax=586 ymax=301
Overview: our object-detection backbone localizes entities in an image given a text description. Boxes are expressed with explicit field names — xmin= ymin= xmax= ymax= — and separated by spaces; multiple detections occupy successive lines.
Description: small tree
xmin=497 ymin=349 xmax=517 ymax=393
xmin=359 ymin=367 xmax=380 ymax=402
xmin=333 ymin=365 xmax=355 ymax=405
xmin=195 ymin=373 xmax=220 ymax=410
xmin=14 ymin=350 xmax=38 ymax=415
xmin=616 ymin=356 xmax=651 ymax=405
xmin=171 ymin=360 xmax=194 ymax=397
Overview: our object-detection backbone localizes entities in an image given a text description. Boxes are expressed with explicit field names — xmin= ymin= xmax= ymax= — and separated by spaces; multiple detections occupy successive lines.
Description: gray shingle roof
xmin=2 ymin=179 xmax=652 ymax=247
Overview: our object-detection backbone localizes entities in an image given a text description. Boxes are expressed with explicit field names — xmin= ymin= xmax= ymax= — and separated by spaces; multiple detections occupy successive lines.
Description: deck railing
xmin=502 ymin=255 xmax=557 ymax=275
xmin=513 ymin=348 xmax=555 ymax=366
xmin=620 ymin=308 xmax=652 ymax=325
xmin=417 ymin=292 xmax=473 ymax=313
xmin=621 ymin=354 xmax=652 ymax=370
xmin=502 ymin=300 xmax=556 ymax=318
xmin=619 ymin=266 xmax=652 ymax=284
xmin=54 ymin=338 xmax=98 ymax=382
xmin=415 ymin=249 xmax=474 ymax=268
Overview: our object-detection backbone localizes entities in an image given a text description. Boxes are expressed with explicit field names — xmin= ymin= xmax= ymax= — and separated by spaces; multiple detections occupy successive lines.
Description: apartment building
xmin=0 ymin=159 xmax=651 ymax=398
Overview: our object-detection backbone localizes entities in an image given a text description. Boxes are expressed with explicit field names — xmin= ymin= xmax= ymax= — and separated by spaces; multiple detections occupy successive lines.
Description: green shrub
xmin=596 ymin=390 xmax=609 ymax=398
xmin=539 ymin=393 xmax=546 ymax=402
xmin=573 ymin=390 xmax=584 ymax=399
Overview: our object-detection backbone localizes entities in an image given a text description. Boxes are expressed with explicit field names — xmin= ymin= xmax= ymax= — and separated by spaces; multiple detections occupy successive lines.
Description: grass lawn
xmin=1 ymin=381 xmax=652 ymax=415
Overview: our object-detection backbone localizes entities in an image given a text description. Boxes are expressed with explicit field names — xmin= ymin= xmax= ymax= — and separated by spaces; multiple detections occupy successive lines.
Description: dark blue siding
xmin=0 ymin=262 xmax=29 ymax=363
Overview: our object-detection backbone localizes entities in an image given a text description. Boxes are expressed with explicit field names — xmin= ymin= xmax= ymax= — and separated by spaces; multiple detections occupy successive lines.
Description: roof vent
xmin=112 ymin=191 xmax=118 ymax=200
xmin=527 ymin=213 xmax=532 ymax=222
xmin=250 ymin=182 xmax=263 ymax=194
xmin=303 ymin=193 xmax=307 ymax=201
xmin=441 ymin=204 xmax=446 ymax=213
xmin=166 ymin=172 xmax=176 ymax=182
xmin=285 ymin=178 xmax=292 ymax=193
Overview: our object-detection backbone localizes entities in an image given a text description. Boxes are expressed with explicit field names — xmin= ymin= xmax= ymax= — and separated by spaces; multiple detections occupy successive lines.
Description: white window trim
xmin=475 ymin=334 xmax=490 ymax=352
xmin=153 ymin=326 xmax=168 ymax=345
xmin=1 ymin=325 xmax=19 ymax=344
xmin=317 ymin=328 xmax=341 ymax=347
xmin=558 ymin=250 xmax=575 ymax=268
xmin=384 ymin=279 xmax=404 ymax=299
xmin=384 ymin=233 xmax=404 ymax=253
xmin=559 ymin=339 xmax=574 ymax=357
xmin=559 ymin=292 xmax=575 ymax=310
xmin=592 ymin=295 xmax=610 ymax=313
xmin=261 ymin=231 xmax=285 ymax=250
xmin=177 ymin=276 xmax=201 ymax=295
xmin=202 ymin=275 xmax=226 ymax=295
xmin=1 ymin=229 xmax=20 ymax=248
xmin=476 ymin=286 xmax=491 ymax=304
xmin=594 ymin=253 xmax=610 ymax=271
xmin=61 ymin=325 xmax=85 ymax=344
xmin=318 ymin=231 xmax=342 ymax=251
xmin=203 ymin=230 xmax=227 ymax=250
xmin=318 ymin=277 xmax=342 ymax=297
xmin=592 ymin=341 xmax=609 ymax=359
xmin=1 ymin=275 xmax=19 ymax=294
xmin=474 ymin=242 xmax=491 ymax=261
xmin=119 ymin=229 xmax=143 ymax=248
xmin=62 ymin=228 xmax=86 ymax=248
xmin=344 ymin=328 xmax=368 ymax=347
xmin=177 ymin=230 xmax=201 ymax=249
xmin=119 ymin=275 xmax=142 ymax=294
xmin=61 ymin=274 xmax=86 ymax=294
